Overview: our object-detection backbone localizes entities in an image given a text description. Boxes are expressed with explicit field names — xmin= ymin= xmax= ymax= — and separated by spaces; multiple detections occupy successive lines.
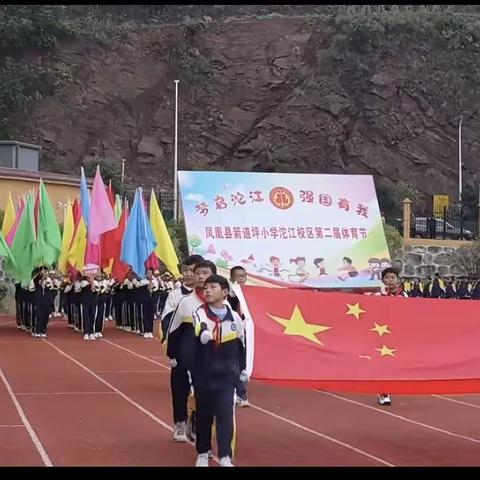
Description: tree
xmin=383 ymin=223 xmax=403 ymax=258
xmin=84 ymin=157 xmax=125 ymax=194
xmin=455 ymin=242 xmax=480 ymax=277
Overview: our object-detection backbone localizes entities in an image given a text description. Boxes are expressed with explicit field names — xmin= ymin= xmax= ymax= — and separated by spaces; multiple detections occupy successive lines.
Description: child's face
xmin=204 ymin=282 xmax=227 ymax=304
xmin=231 ymin=269 xmax=247 ymax=285
xmin=181 ymin=264 xmax=195 ymax=286
xmin=194 ymin=267 xmax=214 ymax=287
xmin=383 ymin=273 xmax=399 ymax=290
xmin=297 ymin=259 xmax=305 ymax=267
xmin=271 ymin=259 xmax=280 ymax=267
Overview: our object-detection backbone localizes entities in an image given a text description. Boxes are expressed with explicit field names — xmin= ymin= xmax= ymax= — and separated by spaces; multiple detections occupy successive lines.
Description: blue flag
xmin=80 ymin=167 xmax=91 ymax=228
xmin=120 ymin=189 xmax=157 ymax=277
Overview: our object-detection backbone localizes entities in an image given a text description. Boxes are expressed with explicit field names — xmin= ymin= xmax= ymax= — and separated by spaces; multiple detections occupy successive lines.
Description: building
xmin=0 ymin=140 xmax=41 ymax=172
xmin=0 ymin=168 xmax=92 ymax=222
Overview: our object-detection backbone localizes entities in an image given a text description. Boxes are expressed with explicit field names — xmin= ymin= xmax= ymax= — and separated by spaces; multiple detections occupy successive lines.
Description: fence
xmin=123 ymin=189 xmax=174 ymax=221
xmin=411 ymin=204 xmax=477 ymax=240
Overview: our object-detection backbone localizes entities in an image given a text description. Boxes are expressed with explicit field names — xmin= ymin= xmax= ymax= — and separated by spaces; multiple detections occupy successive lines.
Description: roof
xmin=0 ymin=167 xmax=93 ymax=187
xmin=0 ymin=140 xmax=42 ymax=151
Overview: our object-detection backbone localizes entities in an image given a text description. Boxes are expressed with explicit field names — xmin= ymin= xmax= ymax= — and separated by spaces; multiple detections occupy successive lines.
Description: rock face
xmin=10 ymin=16 xmax=480 ymax=193
xmin=394 ymin=244 xmax=465 ymax=278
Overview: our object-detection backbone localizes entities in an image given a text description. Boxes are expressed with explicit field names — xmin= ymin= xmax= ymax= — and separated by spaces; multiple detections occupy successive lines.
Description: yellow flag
xmin=149 ymin=190 xmax=180 ymax=278
xmin=1 ymin=192 xmax=16 ymax=237
xmin=66 ymin=215 xmax=87 ymax=272
xmin=58 ymin=201 xmax=74 ymax=274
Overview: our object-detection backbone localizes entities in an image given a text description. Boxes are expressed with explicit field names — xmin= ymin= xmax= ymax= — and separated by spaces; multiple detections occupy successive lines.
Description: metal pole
xmin=173 ymin=79 xmax=179 ymax=223
xmin=121 ymin=158 xmax=126 ymax=191
xmin=459 ymin=116 xmax=463 ymax=204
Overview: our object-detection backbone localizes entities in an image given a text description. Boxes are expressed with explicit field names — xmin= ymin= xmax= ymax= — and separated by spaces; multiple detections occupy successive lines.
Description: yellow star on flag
xmin=376 ymin=345 xmax=396 ymax=357
xmin=370 ymin=323 xmax=391 ymax=337
xmin=267 ymin=305 xmax=331 ymax=345
xmin=346 ymin=302 xmax=366 ymax=320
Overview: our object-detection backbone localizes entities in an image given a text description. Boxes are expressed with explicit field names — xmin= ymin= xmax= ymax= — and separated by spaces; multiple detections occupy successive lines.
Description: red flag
xmin=242 ymin=286 xmax=480 ymax=394
xmin=72 ymin=199 xmax=80 ymax=226
xmin=33 ymin=187 xmax=40 ymax=235
xmin=145 ymin=252 xmax=160 ymax=270
xmin=110 ymin=206 xmax=129 ymax=281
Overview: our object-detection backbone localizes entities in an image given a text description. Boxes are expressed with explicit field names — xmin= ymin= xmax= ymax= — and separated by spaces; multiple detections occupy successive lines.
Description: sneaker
xmin=96 ymin=332 xmax=103 ymax=338
xmin=220 ymin=456 xmax=233 ymax=467
xmin=40 ymin=333 xmax=47 ymax=338
xmin=108 ymin=316 xmax=113 ymax=321
xmin=124 ymin=327 xmax=131 ymax=332
xmin=172 ymin=422 xmax=188 ymax=442
xmin=195 ymin=453 xmax=209 ymax=467
xmin=378 ymin=394 xmax=391 ymax=406
xmin=74 ymin=327 xmax=80 ymax=332
xmin=136 ymin=329 xmax=141 ymax=335
xmin=143 ymin=333 xmax=149 ymax=339
xmin=89 ymin=334 xmax=96 ymax=341
xmin=148 ymin=332 xmax=154 ymax=338
xmin=17 ymin=325 xmax=22 ymax=330
xmin=236 ymin=396 xmax=250 ymax=408
xmin=116 ymin=325 xmax=122 ymax=330
xmin=83 ymin=334 xmax=90 ymax=341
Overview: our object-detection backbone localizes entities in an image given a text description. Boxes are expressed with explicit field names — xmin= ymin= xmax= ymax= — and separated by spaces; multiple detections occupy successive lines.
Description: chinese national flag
xmin=241 ymin=286 xmax=480 ymax=394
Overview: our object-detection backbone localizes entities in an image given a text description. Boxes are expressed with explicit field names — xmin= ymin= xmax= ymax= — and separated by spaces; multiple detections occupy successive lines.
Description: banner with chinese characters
xmin=178 ymin=171 xmax=390 ymax=289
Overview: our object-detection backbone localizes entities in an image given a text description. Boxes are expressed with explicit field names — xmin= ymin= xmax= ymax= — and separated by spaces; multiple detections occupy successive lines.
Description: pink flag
xmin=85 ymin=166 xmax=117 ymax=265
xmin=6 ymin=197 xmax=25 ymax=246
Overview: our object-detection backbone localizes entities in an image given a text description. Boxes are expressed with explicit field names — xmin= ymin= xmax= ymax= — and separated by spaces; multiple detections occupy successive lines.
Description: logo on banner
xmin=269 ymin=187 xmax=294 ymax=210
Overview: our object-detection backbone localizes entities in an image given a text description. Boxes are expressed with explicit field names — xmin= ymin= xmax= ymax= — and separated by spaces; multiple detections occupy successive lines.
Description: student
xmin=160 ymin=255 xmax=204 ymax=342
xmin=228 ymin=265 xmax=249 ymax=408
xmin=165 ymin=259 xmax=216 ymax=443
xmin=376 ymin=267 xmax=407 ymax=406
xmin=94 ymin=271 xmax=108 ymax=338
xmin=77 ymin=274 xmax=97 ymax=341
xmin=192 ymin=274 xmax=247 ymax=467
xmin=30 ymin=266 xmax=56 ymax=338
xmin=429 ymin=272 xmax=445 ymax=298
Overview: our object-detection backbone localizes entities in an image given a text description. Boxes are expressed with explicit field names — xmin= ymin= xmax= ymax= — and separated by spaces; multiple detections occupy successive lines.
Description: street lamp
xmin=173 ymin=79 xmax=179 ymax=222
xmin=458 ymin=115 xmax=463 ymax=204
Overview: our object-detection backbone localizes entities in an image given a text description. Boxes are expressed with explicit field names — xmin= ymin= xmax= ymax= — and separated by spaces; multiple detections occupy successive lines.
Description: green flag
xmin=0 ymin=231 xmax=17 ymax=271
xmin=35 ymin=180 xmax=61 ymax=267
xmin=10 ymin=194 xmax=37 ymax=283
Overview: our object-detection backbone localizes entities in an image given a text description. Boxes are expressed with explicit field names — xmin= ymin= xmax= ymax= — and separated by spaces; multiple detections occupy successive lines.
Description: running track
xmin=1 ymin=315 xmax=480 ymax=466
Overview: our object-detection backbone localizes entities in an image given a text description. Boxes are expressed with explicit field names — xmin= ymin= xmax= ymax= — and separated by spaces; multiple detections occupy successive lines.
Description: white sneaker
xmin=74 ymin=327 xmax=80 ymax=332
xmin=220 ymin=456 xmax=233 ymax=467
xmin=83 ymin=334 xmax=89 ymax=341
xmin=195 ymin=453 xmax=209 ymax=467
xmin=143 ymin=333 xmax=149 ymax=339
xmin=17 ymin=325 xmax=22 ymax=330
xmin=40 ymin=333 xmax=47 ymax=338
xmin=96 ymin=332 xmax=103 ymax=338
xmin=136 ymin=329 xmax=141 ymax=335
xmin=148 ymin=332 xmax=154 ymax=338
xmin=378 ymin=394 xmax=391 ymax=406
xmin=89 ymin=334 xmax=96 ymax=341
xmin=172 ymin=422 xmax=188 ymax=442
xmin=236 ymin=396 xmax=250 ymax=408
xmin=108 ymin=316 xmax=113 ymax=321
xmin=125 ymin=327 xmax=131 ymax=332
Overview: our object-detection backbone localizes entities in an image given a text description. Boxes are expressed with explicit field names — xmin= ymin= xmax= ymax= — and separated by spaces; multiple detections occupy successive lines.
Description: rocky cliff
xmin=8 ymin=8 xmax=480 ymax=199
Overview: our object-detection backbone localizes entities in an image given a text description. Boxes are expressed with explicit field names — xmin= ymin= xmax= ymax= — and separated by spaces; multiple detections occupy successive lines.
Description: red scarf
xmin=200 ymin=303 xmax=224 ymax=344
xmin=384 ymin=286 xmax=405 ymax=297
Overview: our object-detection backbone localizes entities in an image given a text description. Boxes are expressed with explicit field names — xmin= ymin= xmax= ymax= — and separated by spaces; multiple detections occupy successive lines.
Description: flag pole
xmin=173 ymin=79 xmax=179 ymax=223
xmin=458 ymin=115 xmax=463 ymax=204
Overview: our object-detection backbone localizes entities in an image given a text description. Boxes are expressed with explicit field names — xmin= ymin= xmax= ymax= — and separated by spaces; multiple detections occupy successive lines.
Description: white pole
xmin=173 ymin=79 xmax=179 ymax=222
xmin=459 ymin=116 xmax=463 ymax=204
xmin=121 ymin=158 xmax=126 ymax=190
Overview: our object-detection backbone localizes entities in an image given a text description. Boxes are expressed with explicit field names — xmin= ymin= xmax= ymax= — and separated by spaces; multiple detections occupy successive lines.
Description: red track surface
xmin=1 ymin=314 xmax=480 ymax=466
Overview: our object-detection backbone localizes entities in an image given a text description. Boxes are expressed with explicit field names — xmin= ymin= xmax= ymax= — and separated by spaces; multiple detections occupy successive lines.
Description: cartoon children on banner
xmin=288 ymin=257 xmax=310 ymax=284
xmin=337 ymin=257 xmax=358 ymax=282
xmin=258 ymin=256 xmax=289 ymax=281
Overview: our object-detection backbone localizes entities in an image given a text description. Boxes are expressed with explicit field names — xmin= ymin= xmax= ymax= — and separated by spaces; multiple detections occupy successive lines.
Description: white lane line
xmin=96 ymin=370 xmax=167 ymax=374
xmin=0 ymin=368 xmax=53 ymax=466
xmin=317 ymin=390 xmax=480 ymax=445
xmin=15 ymin=391 xmax=117 ymax=396
xmin=102 ymin=338 xmax=393 ymax=466
xmin=43 ymin=339 xmax=220 ymax=466
xmin=433 ymin=394 xmax=480 ymax=410
xmin=0 ymin=424 xmax=25 ymax=428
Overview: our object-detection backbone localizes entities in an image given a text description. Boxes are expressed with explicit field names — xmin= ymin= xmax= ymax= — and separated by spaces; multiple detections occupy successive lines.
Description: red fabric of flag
xmin=242 ymin=286 xmax=480 ymax=394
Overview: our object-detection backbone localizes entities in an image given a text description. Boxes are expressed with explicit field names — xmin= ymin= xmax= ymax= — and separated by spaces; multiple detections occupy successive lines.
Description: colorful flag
xmin=107 ymin=180 xmax=115 ymax=208
xmin=111 ymin=204 xmax=130 ymax=281
xmin=67 ymin=216 xmax=87 ymax=273
xmin=0 ymin=231 xmax=16 ymax=271
xmin=35 ymin=180 xmax=62 ymax=266
xmin=241 ymin=286 xmax=480 ymax=394
xmin=85 ymin=166 xmax=117 ymax=265
xmin=80 ymin=167 xmax=90 ymax=228
xmin=10 ymin=194 xmax=37 ymax=283
xmin=121 ymin=189 xmax=156 ymax=277
xmin=1 ymin=192 xmax=16 ymax=238
xmin=58 ymin=201 xmax=75 ymax=274
xmin=5 ymin=196 xmax=25 ymax=246
xmin=149 ymin=189 xmax=180 ymax=278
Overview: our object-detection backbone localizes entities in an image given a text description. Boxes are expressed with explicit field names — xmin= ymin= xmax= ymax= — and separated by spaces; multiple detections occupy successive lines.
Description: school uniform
xmin=161 ymin=284 xmax=194 ymax=342
xmin=429 ymin=278 xmax=445 ymax=298
xmin=77 ymin=278 xmax=96 ymax=339
xmin=95 ymin=278 xmax=108 ymax=336
xmin=192 ymin=303 xmax=246 ymax=464
xmin=445 ymin=281 xmax=457 ymax=299
xmin=31 ymin=277 xmax=57 ymax=337
xmin=409 ymin=281 xmax=423 ymax=298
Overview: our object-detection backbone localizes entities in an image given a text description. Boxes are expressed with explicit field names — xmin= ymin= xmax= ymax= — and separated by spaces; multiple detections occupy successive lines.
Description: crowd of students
xmin=400 ymin=274 xmax=480 ymax=299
